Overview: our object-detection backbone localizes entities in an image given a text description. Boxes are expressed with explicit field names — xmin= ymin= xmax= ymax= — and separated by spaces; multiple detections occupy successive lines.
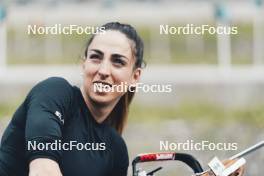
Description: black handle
xmin=132 ymin=152 xmax=203 ymax=176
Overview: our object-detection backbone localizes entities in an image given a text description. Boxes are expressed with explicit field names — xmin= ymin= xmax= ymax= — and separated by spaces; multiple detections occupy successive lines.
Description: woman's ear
xmin=131 ymin=68 xmax=142 ymax=85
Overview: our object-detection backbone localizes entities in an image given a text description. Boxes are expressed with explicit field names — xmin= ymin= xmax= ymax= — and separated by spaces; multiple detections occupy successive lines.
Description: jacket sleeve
xmin=25 ymin=77 xmax=73 ymax=164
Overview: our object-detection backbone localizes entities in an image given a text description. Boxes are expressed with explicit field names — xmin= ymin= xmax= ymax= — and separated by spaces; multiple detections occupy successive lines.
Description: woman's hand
xmin=222 ymin=160 xmax=245 ymax=176
xmin=29 ymin=158 xmax=63 ymax=176
xmin=201 ymin=159 xmax=245 ymax=176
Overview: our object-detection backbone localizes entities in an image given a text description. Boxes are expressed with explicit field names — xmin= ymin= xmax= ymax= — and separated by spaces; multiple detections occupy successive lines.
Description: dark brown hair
xmin=84 ymin=22 xmax=145 ymax=134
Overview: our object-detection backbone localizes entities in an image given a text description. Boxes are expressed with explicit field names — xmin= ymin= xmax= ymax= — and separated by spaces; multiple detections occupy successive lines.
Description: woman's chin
xmin=90 ymin=92 xmax=115 ymax=105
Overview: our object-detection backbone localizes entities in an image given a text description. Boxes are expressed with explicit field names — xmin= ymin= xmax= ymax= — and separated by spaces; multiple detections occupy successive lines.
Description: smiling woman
xmin=82 ymin=22 xmax=145 ymax=132
xmin=0 ymin=22 xmax=145 ymax=176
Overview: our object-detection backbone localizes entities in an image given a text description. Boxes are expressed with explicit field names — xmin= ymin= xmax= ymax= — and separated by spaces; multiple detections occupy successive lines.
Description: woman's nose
xmin=97 ymin=59 xmax=110 ymax=78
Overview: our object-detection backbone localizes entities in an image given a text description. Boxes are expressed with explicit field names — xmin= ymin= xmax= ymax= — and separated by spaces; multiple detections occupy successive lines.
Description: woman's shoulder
xmin=33 ymin=77 xmax=72 ymax=89
xmin=29 ymin=77 xmax=73 ymax=95
xmin=25 ymin=77 xmax=75 ymax=108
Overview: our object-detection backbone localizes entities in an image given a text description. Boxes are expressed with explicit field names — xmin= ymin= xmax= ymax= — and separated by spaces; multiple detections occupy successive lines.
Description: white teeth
xmin=94 ymin=82 xmax=108 ymax=87
xmin=93 ymin=82 xmax=112 ymax=92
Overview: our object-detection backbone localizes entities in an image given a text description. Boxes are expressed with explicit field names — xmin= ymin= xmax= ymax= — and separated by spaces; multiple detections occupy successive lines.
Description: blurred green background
xmin=0 ymin=1 xmax=264 ymax=175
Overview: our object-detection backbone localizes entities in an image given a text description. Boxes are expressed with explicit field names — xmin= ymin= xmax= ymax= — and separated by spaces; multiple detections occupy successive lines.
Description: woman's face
xmin=82 ymin=30 xmax=141 ymax=105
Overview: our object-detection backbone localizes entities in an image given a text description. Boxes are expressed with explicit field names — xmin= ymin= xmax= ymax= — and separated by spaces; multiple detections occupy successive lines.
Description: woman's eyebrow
xmin=112 ymin=53 xmax=128 ymax=61
xmin=89 ymin=49 xmax=104 ymax=56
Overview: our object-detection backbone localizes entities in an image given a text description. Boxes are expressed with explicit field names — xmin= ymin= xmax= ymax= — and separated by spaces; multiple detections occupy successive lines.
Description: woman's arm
xmin=25 ymin=77 xmax=73 ymax=176
xmin=29 ymin=158 xmax=63 ymax=176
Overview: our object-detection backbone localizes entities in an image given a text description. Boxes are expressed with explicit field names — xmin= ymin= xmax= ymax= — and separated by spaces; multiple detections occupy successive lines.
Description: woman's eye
xmin=112 ymin=57 xmax=126 ymax=66
xmin=89 ymin=54 xmax=100 ymax=59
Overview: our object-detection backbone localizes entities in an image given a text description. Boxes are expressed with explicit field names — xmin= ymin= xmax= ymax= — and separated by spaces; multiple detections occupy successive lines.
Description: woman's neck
xmin=80 ymin=86 xmax=118 ymax=123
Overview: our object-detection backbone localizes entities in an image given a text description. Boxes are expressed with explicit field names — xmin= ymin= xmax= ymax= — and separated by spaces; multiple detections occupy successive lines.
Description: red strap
xmin=139 ymin=153 xmax=175 ymax=162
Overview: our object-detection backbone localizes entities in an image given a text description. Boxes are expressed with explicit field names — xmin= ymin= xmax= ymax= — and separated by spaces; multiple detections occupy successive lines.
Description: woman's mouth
xmin=93 ymin=81 xmax=113 ymax=93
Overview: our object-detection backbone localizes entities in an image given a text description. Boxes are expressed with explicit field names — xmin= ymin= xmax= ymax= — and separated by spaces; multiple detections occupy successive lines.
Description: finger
xmin=223 ymin=159 xmax=236 ymax=165
xmin=223 ymin=159 xmax=245 ymax=176
xmin=232 ymin=165 xmax=245 ymax=176
xmin=238 ymin=165 xmax=245 ymax=176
